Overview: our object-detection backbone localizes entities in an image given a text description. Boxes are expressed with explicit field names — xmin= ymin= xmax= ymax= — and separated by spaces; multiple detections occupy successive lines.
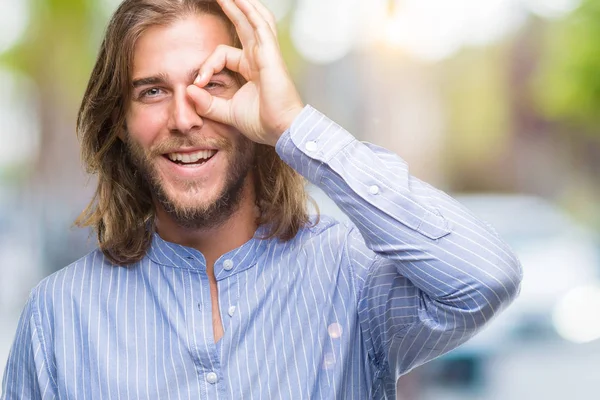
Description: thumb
xmin=187 ymin=85 xmax=232 ymax=125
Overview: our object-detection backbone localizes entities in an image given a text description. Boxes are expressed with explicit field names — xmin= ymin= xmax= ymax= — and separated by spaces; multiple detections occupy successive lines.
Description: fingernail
xmin=194 ymin=72 xmax=202 ymax=85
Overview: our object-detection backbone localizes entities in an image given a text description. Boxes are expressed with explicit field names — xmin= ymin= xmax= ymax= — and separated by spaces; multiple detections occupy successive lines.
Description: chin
xmin=165 ymin=186 xmax=219 ymax=211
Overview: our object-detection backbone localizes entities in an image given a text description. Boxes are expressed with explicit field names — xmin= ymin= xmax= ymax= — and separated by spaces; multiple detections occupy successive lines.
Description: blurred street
xmin=0 ymin=313 xmax=18 ymax=381
xmin=420 ymin=339 xmax=600 ymax=400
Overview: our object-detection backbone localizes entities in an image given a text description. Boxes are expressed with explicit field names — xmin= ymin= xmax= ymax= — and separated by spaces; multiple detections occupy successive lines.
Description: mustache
xmin=148 ymin=136 xmax=233 ymax=156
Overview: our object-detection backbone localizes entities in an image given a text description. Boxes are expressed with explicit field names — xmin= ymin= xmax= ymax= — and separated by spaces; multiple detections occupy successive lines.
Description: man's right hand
xmin=187 ymin=0 xmax=305 ymax=147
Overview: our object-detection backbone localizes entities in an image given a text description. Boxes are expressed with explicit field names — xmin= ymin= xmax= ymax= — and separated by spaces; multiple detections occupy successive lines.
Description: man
xmin=1 ymin=0 xmax=522 ymax=398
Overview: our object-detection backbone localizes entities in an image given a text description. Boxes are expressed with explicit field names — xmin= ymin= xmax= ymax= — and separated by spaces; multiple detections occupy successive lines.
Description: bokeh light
xmin=553 ymin=285 xmax=600 ymax=344
xmin=290 ymin=0 xmax=581 ymax=64
xmin=0 ymin=0 xmax=29 ymax=54
xmin=0 ymin=68 xmax=40 ymax=169
xmin=290 ymin=0 xmax=360 ymax=64
xmin=379 ymin=0 xmax=525 ymax=61
xmin=261 ymin=0 xmax=293 ymax=21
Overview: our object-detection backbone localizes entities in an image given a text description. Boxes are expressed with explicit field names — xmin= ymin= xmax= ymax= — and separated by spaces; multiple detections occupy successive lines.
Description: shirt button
xmin=228 ymin=306 xmax=236 ymax=317
xmin=223 ymin=259 xmax=234 ymax=271
xmin=368 ymin=185 xmax=380 ymax=195
xmin=206 ymin=372 xmax=218 ymax=384
xmin=305 ymin=141 xmax=318 ymax=152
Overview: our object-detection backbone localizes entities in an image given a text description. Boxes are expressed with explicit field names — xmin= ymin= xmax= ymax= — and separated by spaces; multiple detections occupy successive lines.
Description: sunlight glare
xmin=525 ymin=0 xmax=582 ymax=19
xmin=381 ymin=0 xmax=526 ymax=61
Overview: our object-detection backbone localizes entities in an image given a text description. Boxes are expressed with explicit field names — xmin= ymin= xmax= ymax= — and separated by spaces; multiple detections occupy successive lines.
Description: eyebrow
xmin=131 ymin=67 xmax=236 ymax=89
xmin=132 ymin=72 xmax=169 ymax=89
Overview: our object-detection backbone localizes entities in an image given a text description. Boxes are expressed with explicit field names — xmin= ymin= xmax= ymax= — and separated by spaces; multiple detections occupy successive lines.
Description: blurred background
xmin=1 ymin=0 xmax=600 ymax=398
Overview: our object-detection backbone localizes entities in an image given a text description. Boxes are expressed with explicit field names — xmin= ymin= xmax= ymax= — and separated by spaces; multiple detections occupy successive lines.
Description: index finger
xmin=194 ymin=45 xmax=244 ymax=85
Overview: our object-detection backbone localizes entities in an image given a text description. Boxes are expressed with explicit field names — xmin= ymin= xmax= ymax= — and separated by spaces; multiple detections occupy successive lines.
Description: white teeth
xmin=167 ymin=150 xmax=217 ymax=164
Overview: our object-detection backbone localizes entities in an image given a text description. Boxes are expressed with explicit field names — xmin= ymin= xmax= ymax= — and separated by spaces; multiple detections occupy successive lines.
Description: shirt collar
xmin=146 ymin=225 xmax=272 ymax=279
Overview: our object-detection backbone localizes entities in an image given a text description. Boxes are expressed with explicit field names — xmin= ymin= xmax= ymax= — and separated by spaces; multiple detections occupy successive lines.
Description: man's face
xmin=125 ymin=13 xmax=255 ymax=229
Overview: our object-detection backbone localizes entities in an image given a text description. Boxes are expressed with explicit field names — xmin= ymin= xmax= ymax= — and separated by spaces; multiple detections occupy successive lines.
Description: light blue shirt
xmin=2 ymin=106 xmax=522 ymax=399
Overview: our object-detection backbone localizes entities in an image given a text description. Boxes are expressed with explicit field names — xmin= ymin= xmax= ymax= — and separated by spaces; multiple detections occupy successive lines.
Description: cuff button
xmin=368 ymin=185 xmax=380 ymax=195
xmin=305 ymin=141 xmax=318 ymax=152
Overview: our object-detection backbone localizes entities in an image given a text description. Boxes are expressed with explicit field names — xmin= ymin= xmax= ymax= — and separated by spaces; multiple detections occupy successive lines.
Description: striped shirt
xmin=2 ymin=106 xmax=522 ymax=399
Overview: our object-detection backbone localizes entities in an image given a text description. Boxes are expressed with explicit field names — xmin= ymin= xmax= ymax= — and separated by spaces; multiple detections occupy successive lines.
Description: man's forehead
xmin=131 ymin=13 xmax=233 ymax=80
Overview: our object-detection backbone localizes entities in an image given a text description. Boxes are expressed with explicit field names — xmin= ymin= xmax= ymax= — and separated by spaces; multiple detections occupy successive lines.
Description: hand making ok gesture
xmin=187 ymin=0 xmax=305 ymax=146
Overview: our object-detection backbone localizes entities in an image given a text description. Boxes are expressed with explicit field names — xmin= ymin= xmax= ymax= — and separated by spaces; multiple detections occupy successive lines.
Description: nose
xmin=167 ymin=90 xmax=203 ymax=134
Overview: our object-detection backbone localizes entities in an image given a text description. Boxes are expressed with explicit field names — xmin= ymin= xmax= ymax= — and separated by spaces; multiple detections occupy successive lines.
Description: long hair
xmin=76 ymin=0 xmax=313 ymax=265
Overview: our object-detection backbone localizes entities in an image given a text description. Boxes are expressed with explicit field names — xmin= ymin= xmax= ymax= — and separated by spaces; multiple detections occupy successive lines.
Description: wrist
xmin=265 ymin=105 xmax=303 ymax=146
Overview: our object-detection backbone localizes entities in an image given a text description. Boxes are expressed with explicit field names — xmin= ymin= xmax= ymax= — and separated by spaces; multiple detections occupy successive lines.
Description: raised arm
xmin=185 ymin=0 xmax=522 ymax=383
xmin=275 ymin=106 xmax=522 ymax=378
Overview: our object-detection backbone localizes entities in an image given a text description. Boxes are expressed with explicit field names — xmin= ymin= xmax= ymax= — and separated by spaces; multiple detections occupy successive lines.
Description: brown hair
xmin=76 ymin=0 xmax=313 ymax=265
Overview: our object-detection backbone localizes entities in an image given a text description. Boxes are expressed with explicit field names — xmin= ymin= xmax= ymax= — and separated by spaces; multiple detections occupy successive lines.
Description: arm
xmin=275 ymin=106 xmax=523 ymax=376
xmin=2 ymin=292 xmax=57 ymax=400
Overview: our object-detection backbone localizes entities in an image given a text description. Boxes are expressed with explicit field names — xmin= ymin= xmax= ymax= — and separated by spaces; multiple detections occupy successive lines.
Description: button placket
xmin=216 ymin=271 xmax=240 ymax=340
xmin=185 ymin=270 xmax=223 ymax=392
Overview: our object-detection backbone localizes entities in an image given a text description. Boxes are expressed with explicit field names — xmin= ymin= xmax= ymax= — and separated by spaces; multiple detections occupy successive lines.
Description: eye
xmin=204 ymin=81 xmax=225 ymax=90
xmin=141 ymin=87 xmax=163 ymax=98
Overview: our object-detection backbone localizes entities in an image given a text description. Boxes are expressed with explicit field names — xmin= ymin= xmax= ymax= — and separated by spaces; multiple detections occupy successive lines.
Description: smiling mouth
xmin=165 ymin=149 xmax=217 ymax=167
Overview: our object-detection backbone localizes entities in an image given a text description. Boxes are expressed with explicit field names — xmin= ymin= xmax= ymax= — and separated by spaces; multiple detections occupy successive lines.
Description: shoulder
xmin=296 ymin=214 xmax=351 ymax=242
xmin=30 ymin=249 xmax=113 ymax=311
xmin=13 ymin=250 xmax=113 ymax=354
xmin=288 ymin=214 xmax=368 ymax=256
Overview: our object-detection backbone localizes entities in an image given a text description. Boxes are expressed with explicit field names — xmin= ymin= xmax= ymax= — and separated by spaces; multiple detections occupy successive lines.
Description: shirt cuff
xmin=275 ymin=105 xmax=356 ymax=184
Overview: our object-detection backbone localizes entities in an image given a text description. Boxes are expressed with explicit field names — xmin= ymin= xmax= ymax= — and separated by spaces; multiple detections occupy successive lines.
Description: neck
xmin=154 ymin=176 xmax=259 ymax=268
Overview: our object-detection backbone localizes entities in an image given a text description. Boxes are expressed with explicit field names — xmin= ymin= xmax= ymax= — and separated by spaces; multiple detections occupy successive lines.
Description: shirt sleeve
xmin=275 ymin=105 xmax=523 ymax=378
xmin=2 ymin=290 xmax=57 ymax=400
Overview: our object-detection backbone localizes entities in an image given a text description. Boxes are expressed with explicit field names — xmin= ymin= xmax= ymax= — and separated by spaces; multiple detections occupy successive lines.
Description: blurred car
xmin=451 ymin=193 xmax=600 ymax=344
xmin=307 ymin=187 xmax=600 ymax=388
xmin=427 ymin=193 xmax=600 ymax=391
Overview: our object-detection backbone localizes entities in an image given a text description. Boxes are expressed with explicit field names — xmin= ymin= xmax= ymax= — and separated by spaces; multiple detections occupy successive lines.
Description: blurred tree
xmin=438 ymin=42 xmax=517 ymax=193
xmin=534 ymin=0 xmax=600 ymax=136
xmin=0 ymin=0 xmax=100 ymax=272
xmin=531 ymin=0 xmax=600 ymax=229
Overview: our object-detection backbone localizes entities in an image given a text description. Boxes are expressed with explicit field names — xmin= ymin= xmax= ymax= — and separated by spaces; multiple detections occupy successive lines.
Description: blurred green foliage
xmin=0 ymin=0 xmax=300 ymax=106
xmin=0 ymin=0 xmax=105 ymax=104
xmin=535 ymin=0 xmax=600 ymax=135
xmin=442 ymin=45 xmax=513 ymax=166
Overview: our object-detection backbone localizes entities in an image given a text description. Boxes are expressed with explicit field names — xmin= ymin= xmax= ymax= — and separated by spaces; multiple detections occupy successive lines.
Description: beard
xmin=124 ymin=132 xmax=256 ymax=230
